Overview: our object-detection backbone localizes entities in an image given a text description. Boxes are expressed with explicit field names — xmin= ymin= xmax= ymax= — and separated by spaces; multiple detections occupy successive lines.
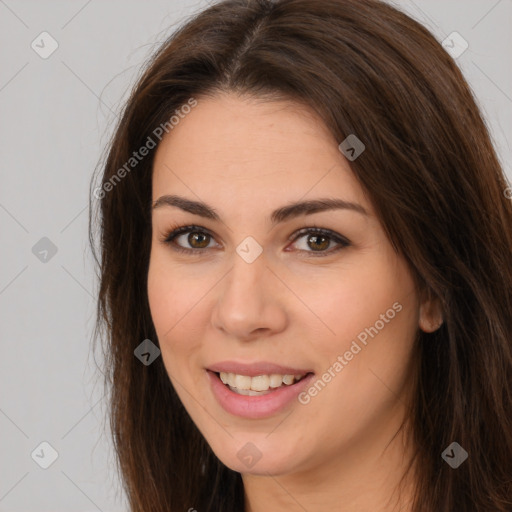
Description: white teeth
xmin=282 ymin=375 xmax=295 ymax=385
xmin=251 ymin=375 xmax=270 ymax=391
xmin=234 ymin=374 xmax=252 ymax=390
xmin=218 ymin=372 xmax=306 ymax=392
xmin=269 ymin=374 xmax=283 ymax=388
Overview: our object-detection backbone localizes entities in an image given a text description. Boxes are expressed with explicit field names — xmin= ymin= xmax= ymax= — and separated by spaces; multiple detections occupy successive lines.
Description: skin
xmin=147 ymin=92 xmax=443 ymax=512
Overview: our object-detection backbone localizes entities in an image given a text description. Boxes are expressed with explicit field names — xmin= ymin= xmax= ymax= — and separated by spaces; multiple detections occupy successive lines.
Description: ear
xmin=418 ymin=288 xmax=444 ymax=333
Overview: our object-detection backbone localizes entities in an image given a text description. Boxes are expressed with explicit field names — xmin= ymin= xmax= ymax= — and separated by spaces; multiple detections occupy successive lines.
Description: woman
xmin=89 ymin=0 xmax=512 ymax=510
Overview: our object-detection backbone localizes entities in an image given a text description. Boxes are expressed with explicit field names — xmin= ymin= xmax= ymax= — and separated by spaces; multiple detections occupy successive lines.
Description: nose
xmin=211 ymin=250 xmax=288 ymax=340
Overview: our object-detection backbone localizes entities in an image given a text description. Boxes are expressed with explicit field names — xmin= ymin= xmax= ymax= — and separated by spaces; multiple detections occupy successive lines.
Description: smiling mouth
xmin=214 ymin=371 xmax=313 ymax=396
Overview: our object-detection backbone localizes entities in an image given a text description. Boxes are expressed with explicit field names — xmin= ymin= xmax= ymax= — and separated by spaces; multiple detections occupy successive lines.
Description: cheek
xmin=147 ymin=254 xmax=174 ymax=336
xmin=147 ymin=253 xmax=193 ymax=361
xmin=313 ymin=258 xmax=418 ymax=395
xmin=147 ymin=249 xmax=211 ymax=382
xmin=296 ymin=275 xmax=418 ymax=449
xmin=304 ymin=253 xmax=419 ymax=413
xmin=299 ymin=253 xmax=415 ymax=355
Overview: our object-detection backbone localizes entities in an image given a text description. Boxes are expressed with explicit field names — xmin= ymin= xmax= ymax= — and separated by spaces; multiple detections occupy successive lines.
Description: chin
xmin=209 ymin=434 xmax=306 ymax=476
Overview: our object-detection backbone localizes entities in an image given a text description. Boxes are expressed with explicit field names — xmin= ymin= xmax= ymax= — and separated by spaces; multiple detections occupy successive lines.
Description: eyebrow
xmin=152 ymin=194 xmax=368 ymax=225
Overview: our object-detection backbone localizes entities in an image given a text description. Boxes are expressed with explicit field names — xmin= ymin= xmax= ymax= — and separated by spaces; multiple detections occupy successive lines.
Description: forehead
xmin=151 ymin=93 xmax=370 ymax=213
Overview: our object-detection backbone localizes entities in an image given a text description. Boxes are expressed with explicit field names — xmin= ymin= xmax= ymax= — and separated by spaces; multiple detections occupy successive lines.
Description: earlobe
xmin=418 ymin=289 xmax=444 ymax=333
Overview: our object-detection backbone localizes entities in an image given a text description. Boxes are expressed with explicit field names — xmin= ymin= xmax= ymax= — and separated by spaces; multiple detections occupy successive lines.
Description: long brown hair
xmin=89 ymin=0 xmax=512 ymax=510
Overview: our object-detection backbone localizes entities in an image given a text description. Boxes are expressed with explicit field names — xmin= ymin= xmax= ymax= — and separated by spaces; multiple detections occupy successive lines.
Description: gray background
xmin=0 ymin=1 xmax=510 ymax=510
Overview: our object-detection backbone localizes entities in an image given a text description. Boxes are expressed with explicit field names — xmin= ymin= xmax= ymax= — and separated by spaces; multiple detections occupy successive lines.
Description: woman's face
xmin=147 ymin=93 xmax=438 ymax=477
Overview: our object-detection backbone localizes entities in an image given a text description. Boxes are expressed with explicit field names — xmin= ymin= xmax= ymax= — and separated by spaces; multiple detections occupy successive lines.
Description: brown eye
xmin=162 ymin=225 xmax=218 ymax=255
xmin=290 ymin=227 xmax=351 ymax=256
xmin=187 ymin=231 xmax=210 ymax=249
xmin=306 ymin=234 xmax=330 ymax=251
xmin=162 ymin=224 xmax=350 ymax=257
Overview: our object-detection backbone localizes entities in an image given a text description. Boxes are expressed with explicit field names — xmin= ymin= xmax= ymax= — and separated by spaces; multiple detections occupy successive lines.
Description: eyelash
xmin=159 ymin=223 xmax=351 ymax=257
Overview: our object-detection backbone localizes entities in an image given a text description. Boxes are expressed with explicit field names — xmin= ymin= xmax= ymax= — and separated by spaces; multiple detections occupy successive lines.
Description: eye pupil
xmin=189 ymin=232 xmax=210 ymax=248
xmin=308 ymin=234 xmax=329 ymax=251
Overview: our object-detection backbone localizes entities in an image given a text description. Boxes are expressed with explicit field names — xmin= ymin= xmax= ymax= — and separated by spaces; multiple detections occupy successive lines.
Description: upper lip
xmin=207 ymin=361 xmax=314 ymax=377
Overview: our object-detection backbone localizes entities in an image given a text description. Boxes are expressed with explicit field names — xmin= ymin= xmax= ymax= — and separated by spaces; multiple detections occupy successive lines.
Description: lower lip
xmin=207 ymin=370 xmax=315 ymax=419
